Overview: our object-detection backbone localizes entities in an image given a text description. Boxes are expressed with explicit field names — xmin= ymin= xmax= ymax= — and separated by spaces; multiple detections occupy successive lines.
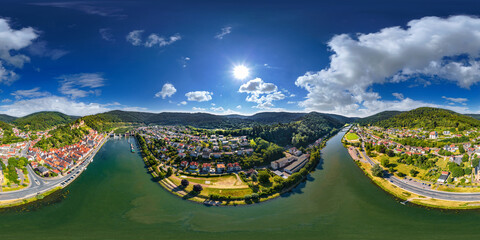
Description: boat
xmin=131 ymin=143 xmax=135 ymax=153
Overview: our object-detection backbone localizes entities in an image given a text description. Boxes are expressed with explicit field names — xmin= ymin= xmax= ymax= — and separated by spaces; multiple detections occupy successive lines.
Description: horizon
xmin=1 ymin=1 xmax=480 ymax=118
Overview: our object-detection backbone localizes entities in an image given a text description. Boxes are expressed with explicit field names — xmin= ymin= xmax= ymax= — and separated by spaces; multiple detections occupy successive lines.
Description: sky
xmin=1 ymin=0 xmax=480 ymax=117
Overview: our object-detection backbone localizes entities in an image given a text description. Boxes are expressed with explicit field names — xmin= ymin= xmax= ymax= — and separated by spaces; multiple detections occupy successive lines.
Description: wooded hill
xmin=13 ymin=111 xmax=79 ymax=131
xmin=370 ymin=107 xmax=480 ymax=130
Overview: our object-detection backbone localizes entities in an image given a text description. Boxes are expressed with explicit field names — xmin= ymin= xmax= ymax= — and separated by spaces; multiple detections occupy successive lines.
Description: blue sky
xmin=1 ymin=0 xmax=480 ymax=117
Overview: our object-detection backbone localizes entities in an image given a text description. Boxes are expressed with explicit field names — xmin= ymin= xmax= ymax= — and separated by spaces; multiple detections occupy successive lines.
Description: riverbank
xmin=343 ymin=134 xmax=480 ymax=209
xmin=0 ymin=134 xmax=109 ymax=208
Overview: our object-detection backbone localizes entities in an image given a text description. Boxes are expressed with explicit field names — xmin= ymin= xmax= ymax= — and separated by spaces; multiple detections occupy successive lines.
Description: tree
xmin=371 ymin=164 xmax=384 ymax=178
xmin=410 ymin=169 xmax=419 ymax=177
xmin=258 ymin=171 xmax=270 ymax=184
xmin=381 ymin=157 xmax=389 ymax=167
xmin=459 ymin=145 xmax=465 ymax=154
xmin=251 ymin=174 xmax=258 ymax=182
xmin=473 ymin=158 xmax=480 ymax=168
xmin=166 ymin=167 xmax=173 ymax=177
xmin=181 ymin=179 xmax=189 ymax=188
xmin=193 ymin=184 xmax=203 ymax=193
xmin=462 ymin=154 xmax=469 ymax=163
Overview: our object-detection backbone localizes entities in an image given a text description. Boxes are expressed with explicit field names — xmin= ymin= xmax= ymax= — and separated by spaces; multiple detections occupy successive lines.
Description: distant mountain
xmin=372 ymin=107 xmax=480 ymax=130
xmin=356 ymin=111 xmax=402 ymax=125
xmin=0 ymin=114 xmax=17 ymax=123
xmin=13 ymin=111 xmax=77 ymax=131
xmin=466 ymin=114 xmax=480 ymax=121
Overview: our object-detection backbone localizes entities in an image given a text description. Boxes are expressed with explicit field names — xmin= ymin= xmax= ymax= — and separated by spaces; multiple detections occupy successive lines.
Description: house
xmin=216 ymin=163 xmax=225 ymax=173
xmin=449 ymin=155 xmax=463 ymax=165
xmin=180 ymin=161 xmax=189 ymax=168
xmin=437 ymin=171 xmax=450 ymax=183
xmin=37 ymin=166 xmax=50 ymax=176
xmin=202 ymin=163 xmax=211 ymax=172
xmin=443 ymin=130 xmax=450 ymax=135
xmin=212 ymin=152 xmax=222 ymax=158
xmin=0 ymin=165 xmax=3 ymax=184
xmin=189 ymin=161 xmax=198 ymax=169
xmin=429 ymin=131 xmax=438 ymax=139
xmin=178 ymin=153 xmax=186 ymax=158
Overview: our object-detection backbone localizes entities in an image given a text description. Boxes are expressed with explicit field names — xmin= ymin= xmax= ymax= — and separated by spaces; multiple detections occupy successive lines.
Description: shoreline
xmin=0 ymin=135 xmax=109 ymax=209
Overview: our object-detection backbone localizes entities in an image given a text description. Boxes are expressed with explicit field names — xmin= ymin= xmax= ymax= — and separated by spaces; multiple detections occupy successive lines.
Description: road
xmin=0 ymin=136 xmax=108 ymax=202
xmin=357 ymin=146 xmax=480 ymax=202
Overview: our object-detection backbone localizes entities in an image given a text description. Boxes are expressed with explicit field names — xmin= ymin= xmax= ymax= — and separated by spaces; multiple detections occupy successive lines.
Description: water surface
xmin=0 ymin=132 xmax=478 ymax=240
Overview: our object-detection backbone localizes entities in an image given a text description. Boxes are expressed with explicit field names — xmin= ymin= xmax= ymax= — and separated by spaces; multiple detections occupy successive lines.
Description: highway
xmin=0 ymin=136 xmax=108 ymax=202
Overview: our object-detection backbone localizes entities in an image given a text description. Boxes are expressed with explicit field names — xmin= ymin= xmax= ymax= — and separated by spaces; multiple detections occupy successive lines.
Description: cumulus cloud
xmin=155 ymin=83 xmax=177 ymax=99
xmin=185 ymin=91 xmax=213 ymax=102
xmin=11 ymin=87 xmax=50 ymax=99
xmin=58 ymin=73 xmax=105 ymax=98
xmin=126 ymin=30 xmax=181 ymax=47
xmin=178 ymin=101 xmax=187 ymax=106
xmin=239 ymin=78 xmax=285 ymax=109
xmin=295 ymin=15 xmax=480 ymax=116
xmin=239 ymin=78 xmax=277 ymax=94
xmin=0 ymin=18 xmax=38 ymax=84
xmin=236 ymin=105 xmax=242 ymax=109
xmin=215 ymin=26 xmax=232 ymax=39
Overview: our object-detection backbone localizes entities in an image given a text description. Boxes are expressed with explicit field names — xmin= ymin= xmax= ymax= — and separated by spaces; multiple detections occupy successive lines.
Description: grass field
xmin=345 ymin=132 xmax=359 ymax=141
xmin=168 ymin=173 xmax=253 ymax=198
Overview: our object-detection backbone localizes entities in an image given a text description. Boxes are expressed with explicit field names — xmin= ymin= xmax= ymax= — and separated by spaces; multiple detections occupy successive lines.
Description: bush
xmin=397 ymin=172 xmax=406 ymax=177
xmin=258 ymin=171 xmax=270 ymax=184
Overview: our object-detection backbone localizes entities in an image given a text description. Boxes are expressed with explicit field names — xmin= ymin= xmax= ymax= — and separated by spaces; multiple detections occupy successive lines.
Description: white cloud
xmin=181 ymin=56 xmax=190 ymax=68
xmin=126 ymin=30 xmax=181 ymax=47
xmin=126 ymin=30 xmax=143 ymax=46
xmin=145 ymin=33 xmax=181 ymax=47
xmin=392 ymin=93 xmax=404 ymax=100
xmin=58 ymin=73 xmax=105 ymax=98
xmin=295 ymin=15 xmax=480 ymax=116
xmin=0 ymin=18 xmax=38 ymax=84
xmin=155 ymin=83 xmax=177 ymax=99
xmin=11 ymin=87 xmax=50 ymax=99
xmin=239 ymin=78 xmax=285 ymax=109
xmin=239 ymin=78 xmax=277 ymax=94
xmin=0 ymin=96 xmax=110 ymax=117
xmin=185 ymin=91 xmax=213 ymax=102
xmin=442 ymin=96 xmax=468 ymax=103
xmin=236 ymin=105 xmax=242 ymax=109
xmin=99 ymin=28 xmax=114 ymax=42
xmin=210 ymin=106 xmax=224 ymax=112
xmin=192 ymin=107 xmax=206 ymax=111
xmin=1 ymin=99 xmax=11 ymax=103
xmin=178 ymin=101 xmax=187 ymax=106
xmin=215 ymin=26 xmax=232 ymax=39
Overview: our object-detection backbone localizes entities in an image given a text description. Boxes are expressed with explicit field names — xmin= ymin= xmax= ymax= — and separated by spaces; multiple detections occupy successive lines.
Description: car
xmin=34 ymin=179 xmax=40 ymax=185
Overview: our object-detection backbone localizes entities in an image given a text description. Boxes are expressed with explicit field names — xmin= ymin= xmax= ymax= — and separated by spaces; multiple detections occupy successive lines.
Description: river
xmin=0 ymin=129 xmax=479 ymax=239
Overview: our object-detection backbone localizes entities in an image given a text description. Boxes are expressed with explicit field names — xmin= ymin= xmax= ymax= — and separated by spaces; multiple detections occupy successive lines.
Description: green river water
xmin=0 ymin=129 xmax=479 ymax=239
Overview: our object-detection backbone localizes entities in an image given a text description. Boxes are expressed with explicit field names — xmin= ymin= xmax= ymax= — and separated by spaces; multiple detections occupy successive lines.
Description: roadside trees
xmin=371 ymin=164 xmax=384 ymax=178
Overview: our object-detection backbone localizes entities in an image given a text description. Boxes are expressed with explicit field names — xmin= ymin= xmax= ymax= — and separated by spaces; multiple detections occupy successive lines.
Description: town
xmin=346 ymin=125 xmax=480 ymax=187
xmin=136 ymin=125 xmax=323 ymax=205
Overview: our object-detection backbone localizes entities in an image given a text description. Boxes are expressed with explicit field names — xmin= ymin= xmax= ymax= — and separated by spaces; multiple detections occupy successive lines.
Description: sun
xmin=233 ymin=65 xmax=250 ymax=80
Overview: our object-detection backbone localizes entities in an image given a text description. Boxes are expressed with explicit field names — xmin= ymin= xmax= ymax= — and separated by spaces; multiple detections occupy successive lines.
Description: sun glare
xmin=233 ymin=65 xmax=250 ymax=80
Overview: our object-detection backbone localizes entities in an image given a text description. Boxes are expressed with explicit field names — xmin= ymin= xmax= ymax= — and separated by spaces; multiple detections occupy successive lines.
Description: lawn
xmin=345 ymin=132 xmax=359 ymax=141
xmin=168 ymin=173 xmax=252 ymax=198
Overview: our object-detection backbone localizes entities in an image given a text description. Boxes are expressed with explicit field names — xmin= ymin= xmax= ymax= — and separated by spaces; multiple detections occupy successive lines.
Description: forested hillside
xmin=356 ymin=111 xmax=402 ymax=126
xmin=13 ymin=112 xmax=77 ymax=131
xmin=373 ymin=107 xmax=480 ymax=130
